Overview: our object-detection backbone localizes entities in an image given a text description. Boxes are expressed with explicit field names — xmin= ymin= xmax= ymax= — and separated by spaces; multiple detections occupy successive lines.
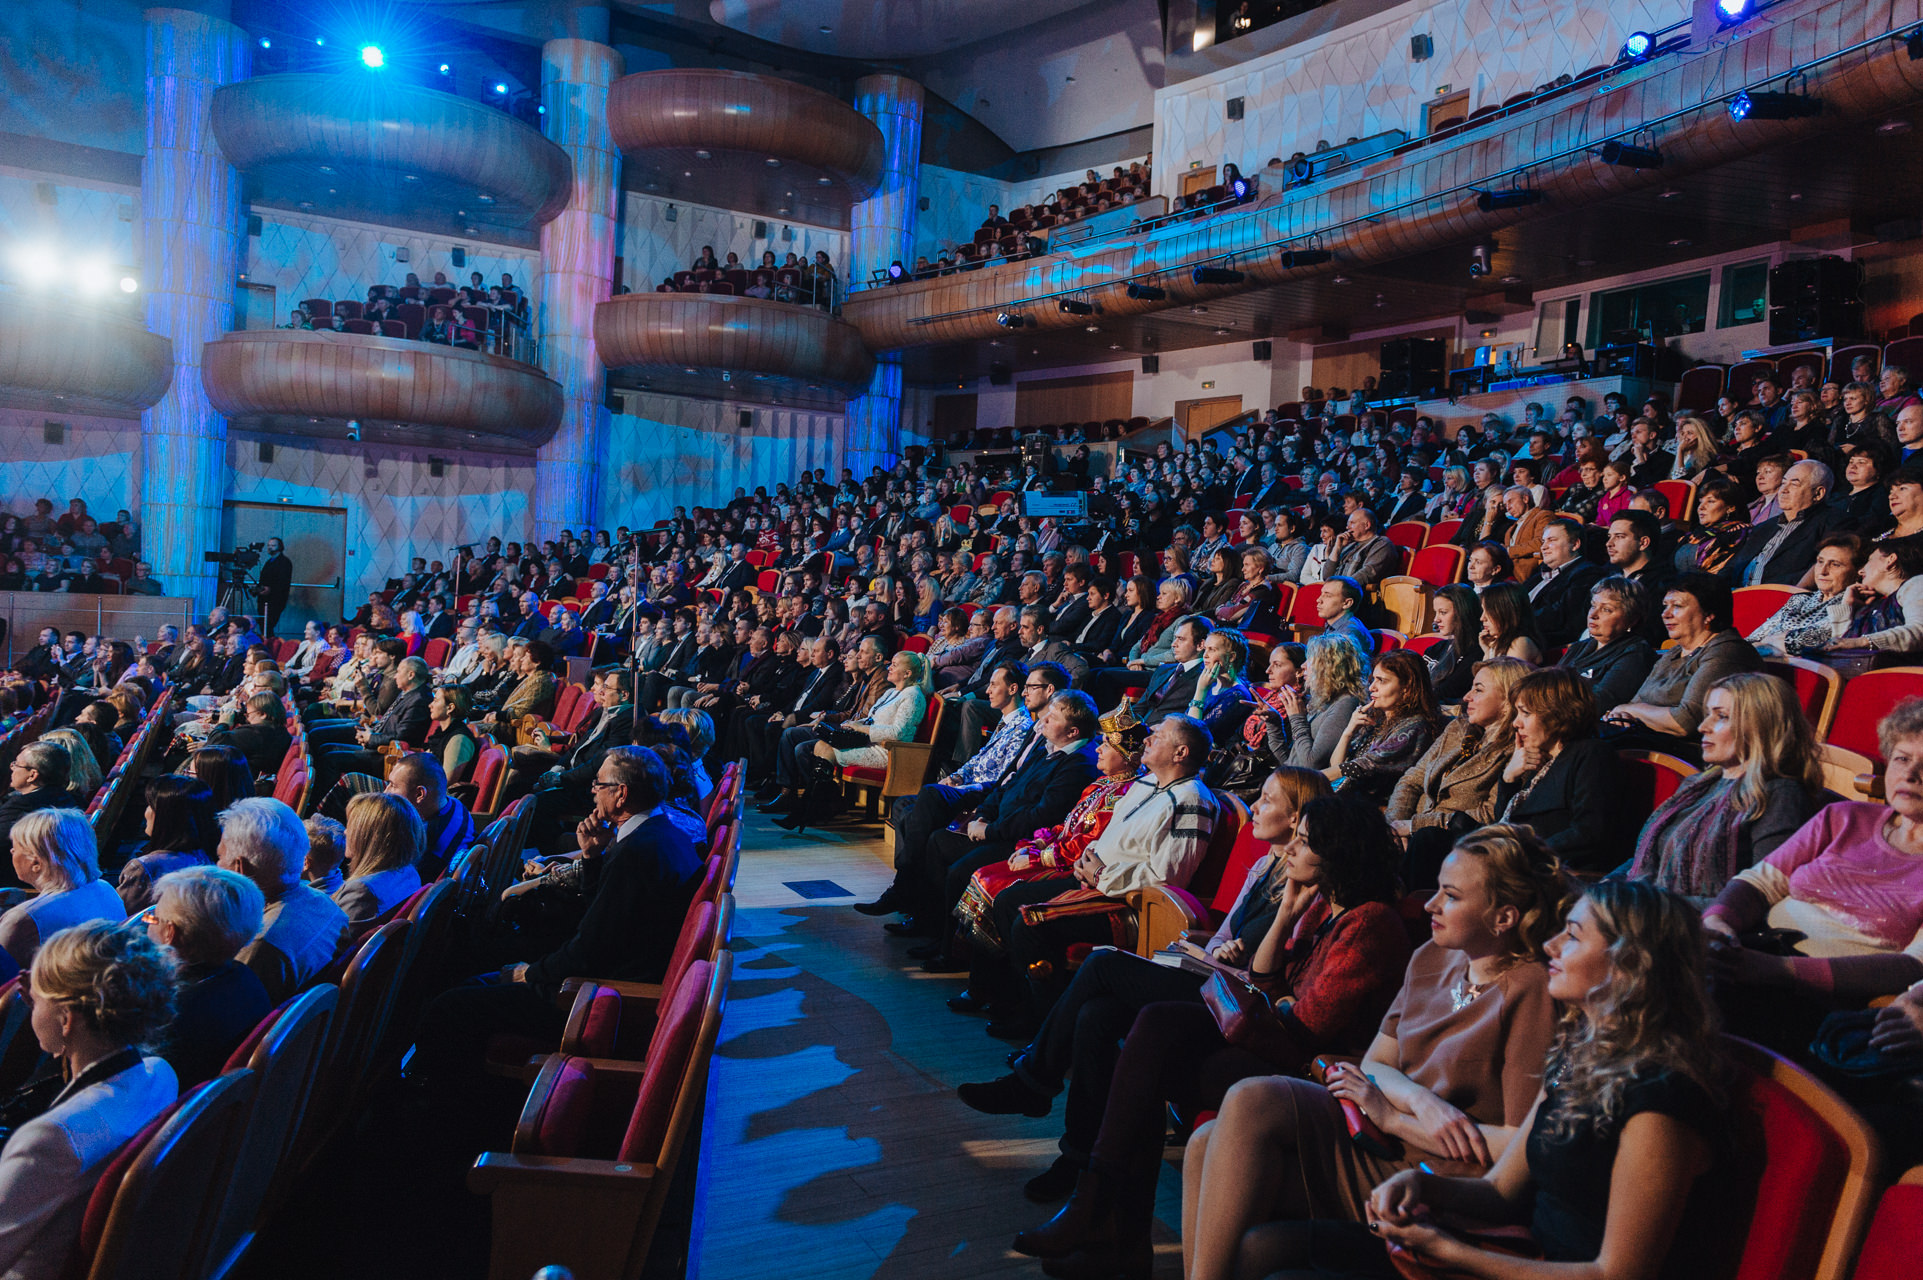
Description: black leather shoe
xmin=852 ymin=890 xmax=902 ymax=916
xmin=921 ymin=952 xmax=968 ymax=973
xmin=772 ymin=809 xmax=810 ymax=832
xmin=956 ymin=1074 xmax=1053 ymax=1118
xmin=947 ymin=989 xmax=993 ymax=1014
xmin=1025 ymin=1157 xmax=1081 ymax=1203
xmin=882 ymin=918 xmax=928 ymax=937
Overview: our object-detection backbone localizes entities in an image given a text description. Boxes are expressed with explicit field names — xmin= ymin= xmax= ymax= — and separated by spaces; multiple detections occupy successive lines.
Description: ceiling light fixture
xmin=1058 ymin=299 xmax=1093 ymax=315
xmin=1192 ymin=265 xmax=1244 ymax=284
xmin=1597 ymin=139 xmax=1663 ymax=168
xmin=1729 ymin=89 xmax=1822 ymax=121
xmin=996 ymin=311 xmax=1027 ymax=329
xmin=1280 ymin=248 xmax=1334 ymax=268
xmin=1126 ymin=283 xmax=1166 ymax=300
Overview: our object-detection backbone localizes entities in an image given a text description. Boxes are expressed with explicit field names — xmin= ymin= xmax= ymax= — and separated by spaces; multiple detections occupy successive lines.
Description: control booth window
xmin=1719 ymin=259 xmax=1770 ymax=328
xmin=1586 ymin=272 xmax=1710 ymax=347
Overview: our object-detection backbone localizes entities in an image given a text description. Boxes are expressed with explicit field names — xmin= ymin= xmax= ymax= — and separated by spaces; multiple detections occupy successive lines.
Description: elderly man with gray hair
xmin=217 ymin=797 xmax=348 ymax=1003
xmin=150 ymin=864 xmax=273 ymax=1087
xmin=1724 ymin=457 xmax=1841 ymax=588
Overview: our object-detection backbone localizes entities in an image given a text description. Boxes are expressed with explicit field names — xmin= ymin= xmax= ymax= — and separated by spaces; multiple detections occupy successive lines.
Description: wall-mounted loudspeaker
xmin=737 ymin=409 xmax=753 ymax=429
xmin=1767 ymin=256 xmax=1864 ymax=345
xmin=989 ymin=363 xmax=1013 ymax=386
xmin=1253 ymin=340 xmax=1272 ymax=361
xmin=451 ymin=247 xmax=466 ymax=268
xmin=1142 ymin=355 xmax=1159 ymax=374
xmin=753 ymin=220 xmax=768 ymax=239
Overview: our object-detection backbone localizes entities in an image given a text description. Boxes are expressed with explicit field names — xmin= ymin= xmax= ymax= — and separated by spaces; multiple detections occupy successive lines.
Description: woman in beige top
xmin=1181 ymin=824 xmax=1568 ymax=1280
xmin=1387 ymin=658 xmax=1531 ymax=892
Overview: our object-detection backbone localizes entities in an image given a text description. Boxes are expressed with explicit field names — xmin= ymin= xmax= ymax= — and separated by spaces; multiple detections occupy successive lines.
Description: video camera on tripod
xmin=204 ymin=542 xmax=266 ymax=570
xmin=204 ymin=542 xmax=266 ymax=611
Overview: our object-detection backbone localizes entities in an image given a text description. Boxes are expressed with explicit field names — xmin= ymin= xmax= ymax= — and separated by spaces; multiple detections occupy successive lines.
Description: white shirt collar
xmin=615 ymin=806 xmax=660 ymax=840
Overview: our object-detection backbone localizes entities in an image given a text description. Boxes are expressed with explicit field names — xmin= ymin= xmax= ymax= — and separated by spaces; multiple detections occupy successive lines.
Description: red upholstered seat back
xmin=1854 ymin=1183 xmax=1923 ymax=1280
xmin=1728 ymin=1063 xmax=1851 ymax=1280
xmin=1207 ymin=821 xmax=1269 ymax=917
xmin=76 ymin=1099 xmax=188 ymax=1265
xmin=522 ymin=1057 xmax=597 ymax=1158
xmin=575 ymin=985 xmax=624 ymax=1058
xmin=222 ymin=1001 xmax=289 ymax=1073
xmin=618 ymin=960 xmax=712 ymax=1163
xmin=660 ymin=900 xmax=718 ymax=1014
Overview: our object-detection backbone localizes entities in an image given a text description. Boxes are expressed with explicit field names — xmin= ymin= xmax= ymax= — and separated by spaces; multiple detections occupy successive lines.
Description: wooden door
xmin=1178 ymin=395 xmax=1243 ymax=440
xmin=221 ymin=502 xmax=346 ymax=637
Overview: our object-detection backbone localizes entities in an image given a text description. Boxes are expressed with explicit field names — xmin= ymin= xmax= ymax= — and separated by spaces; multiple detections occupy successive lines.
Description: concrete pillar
xmin=140 ymin=7 xmax=249 ymax=610
xmin=534 ymin=37 xmax=622 ymax=540
xmin=844 ymin=74 xmax=924 ymax=478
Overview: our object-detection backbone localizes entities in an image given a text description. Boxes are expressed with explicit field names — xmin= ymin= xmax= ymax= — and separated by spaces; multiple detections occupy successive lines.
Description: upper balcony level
xmin=211 ymin=73 xmax=573 ymax=246
xmin=609 ymin=70 xmax=886 ymax=230
xmin=200 ymin=328 xmax=563 ymax=451
xmin=848 ymin=0 xmax=1923 ymax=376
xmin=0 ymin=293 xmax=172 ymax=418
xmin=597 ymin=291 xmax=875 ymax=411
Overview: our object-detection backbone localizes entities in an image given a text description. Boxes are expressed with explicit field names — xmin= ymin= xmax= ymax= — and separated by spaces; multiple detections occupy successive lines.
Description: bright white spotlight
xmin=258 ymin=37 xmax=271 ymax=49
xmin=76 ymin=259 xmax=112 ymax=295
xmin=439 ymin=63 xmax=450 ymax=74
xmin=360 ymin=44 xmax=384 ymax=69
xmin=1715 ymin=0 xmax=1752 ymax=21
xmin=493 ymin=82 xmax=508 ymax=94
xmin=118 ymin=276 xmax=138 ymax=293
xmin=11 ymin=244 xmax=59 ymax=288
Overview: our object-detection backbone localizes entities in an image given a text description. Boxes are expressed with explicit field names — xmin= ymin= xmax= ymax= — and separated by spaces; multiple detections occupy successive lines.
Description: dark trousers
xmin=1600 ymin=722 xmax=1704 ymax=766
xmin=1080 ymin=666 xmax=1147 ymax=710
xmin=886 ymin=784 xmax=984 ymax=910
xmin=968 ymin=873 xmax=1106 ymax=1024
xmin=921 ymin=826 xmax=1015 ymax=918
xmin=946 ymin=696 xmax=999 ymax=770
xmin=742 ymin=711 xmax=792 ymax=782
xmin=774 ymin=724 xmax=822 ymax=788
xmin=410 ymin=975 xmax=567 ymax=1089
xmin=314 ymin=744 xmax=383 ymax=793
xmin=1016 ymin=949 xmax=1209 ymax=1162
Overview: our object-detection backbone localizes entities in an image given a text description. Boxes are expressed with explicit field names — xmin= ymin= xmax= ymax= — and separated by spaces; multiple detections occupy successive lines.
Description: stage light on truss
xmin=1598 ymin=139 xmax=1664 ymax=168
xmin=1280 ymin=249 xmax=1334 ymax=268
xmin=1125 ymin=283 xmax=1166 ymax=300
xmin=1476 ymin=188 xmax=1544 ymax=211
xmin=1192 ymin=265 xmax=1245 ymax=285
xmin=1620 ymin=31 xmax=1653 ymax=61
xmin=996 ymin=311 xmax=1028 ymax=329
xmin=359 ymin=44 xmax=385 ymax=68
xmin=1728 ymin=89 xmax=1821 ymax=121
xmin=1058 ymin=299 xmax=1093 ymax=315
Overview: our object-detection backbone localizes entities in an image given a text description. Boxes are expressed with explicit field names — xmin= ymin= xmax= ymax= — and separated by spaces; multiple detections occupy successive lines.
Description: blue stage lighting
xmin=494 ymin=82 xmax=508 ymax=95
xmin=1621 ymin=31 xmax=1652 ymax=60
xmin=1230 ymin=177 xmax=1250 ymax=199
xmin=360 ymin=44 xmax=384 ymax=69
xmin=1729 ymin=90 xmax=1753 ymax=120
xmin=1715 ymin=0 xmax=1753 ymax=23
xmin=439 ymin=63 xmax=451 ymax=74
xmin=258 ymin=37 xmax=271 ymax=49
xmin=314 ymin=36 xmax=325 ymax=46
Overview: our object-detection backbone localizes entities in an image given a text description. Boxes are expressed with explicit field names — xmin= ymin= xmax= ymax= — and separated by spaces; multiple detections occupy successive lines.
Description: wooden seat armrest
xmin=470 ymin=1151 xmax=659 ymax=1192
xmin=1870 ymin=995 xmax=1897 ymax=1009
xmin=469 ymin=1151 xmax=658 ymax=1280
xmin=558 ymin=978 xmax=663 ymax=1000
xmin=880 ymin=740 xmax=938 ymax=797
xmin=1855 ymin=771 xmax=1885 ymax=800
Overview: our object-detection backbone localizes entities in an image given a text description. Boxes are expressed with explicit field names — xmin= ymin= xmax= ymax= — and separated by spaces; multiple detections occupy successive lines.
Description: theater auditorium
xmin=6 ymin=0 xmax=1923 ymax=1276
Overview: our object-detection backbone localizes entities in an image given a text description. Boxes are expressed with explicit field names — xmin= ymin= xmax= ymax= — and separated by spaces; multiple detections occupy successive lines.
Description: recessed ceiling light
xmin=695 ymin=150 xmax=712 ymax=160
xmin=1657 ymin=188 xmax=1683 ymax=200
xmin=765 ymin=158 xmax=781 ymax=168
xmin=683 ymin=171 xmax=692 ymax=177
xmin=1332 ymin=274 xmax=1350 ymax=284
xmin=319 ymin=165 xmax=335 ymax=174
xmin=1084 ymin=324 xmax=1100 ymax=332
xmin=778 ymin=208 xmax=790 ymax=214
xmin=1879 ymin=119 xmax=1913 ymax=135
xmin=477 ymin=194 xmax=494 ymax=203
xmin=1189 ymin=304 xmax=1208 ymax=313
xmin=327 ymin=188 xmax=336 ymax=194
xmin=457 ymin=210 xmax=466 ymax=216
xmin=1213 ymin=327 xmax=1231 ymax=335
xmin=1499 ymin=274 xmax=1521 ymax=284
xmin=819 ymin=24 xmax=832 ymax=33
xmin=817 ymin=177 xmax=833 ymax=186
xmin=298 ymin=200 xmax=313 ymax=209
xmin=1788 ymin=192 xmax=1803 ymax=201
xmin=1668 ymin=237 xmax=1692 ymax=246
xmin=403 ymin=174 xmax=418 ymax=183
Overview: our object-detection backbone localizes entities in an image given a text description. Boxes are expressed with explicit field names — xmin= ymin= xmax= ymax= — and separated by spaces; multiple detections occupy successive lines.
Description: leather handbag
xmin=1199 ymin=968 xmax=1274 ymax=1047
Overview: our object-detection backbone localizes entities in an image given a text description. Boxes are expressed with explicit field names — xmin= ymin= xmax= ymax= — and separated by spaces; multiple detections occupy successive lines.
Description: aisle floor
xmin=691 ymin=810 xmax=1186 ymax=1280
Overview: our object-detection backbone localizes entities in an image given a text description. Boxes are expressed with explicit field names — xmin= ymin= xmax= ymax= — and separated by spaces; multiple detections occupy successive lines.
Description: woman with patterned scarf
xmin=953 ymin=708 xmax=1148 ymax=954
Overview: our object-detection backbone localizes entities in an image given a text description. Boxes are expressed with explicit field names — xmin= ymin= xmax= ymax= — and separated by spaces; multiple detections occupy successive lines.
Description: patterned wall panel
xmin=1152 ymin=0 xmax=1688 ymax=190
xmin=600 ymin=396 xmax=844 ymax=527
xmin=618 ymin=192 xmax=848 ymax=296
xmin=0 ymin=410 xmax=138 ymax=527
xmin=245 ymin=210 xmax=540 ymax=322
xmin=0 ymin=173 xmax=138 ymax=284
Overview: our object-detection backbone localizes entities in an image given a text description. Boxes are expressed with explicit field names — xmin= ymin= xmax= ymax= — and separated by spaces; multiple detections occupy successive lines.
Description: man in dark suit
xmin=1126 ymin=616 xmax=1210 ymax=725
xmin=577 ymin=580 xmax=617 ymax=631
xmin=745 ymin=636 xmax=845 ymax=792
xmin=409 ymin=747 xmax=703 ymax=1094
xmin=1382 ymin=471 xmax=1428 ymax=526
xmin=1045 ymin=565 xmax=1093 ymax=641
xmin=522 ymin=670 xmax=639 ymax=851
xmin=1064 ymin=575 xmax=1122 ymax=661
xmin=1523 ymin=519 xmax=1605 ymax=650
xmin=14 ymin=628 xmax=60 ymax=682
xmin=420 ymin=595 xmax=457 ymax=641
xmin=1722 ymin=459 xmax=1840 ymax=588
xmin=635 ymin=609 xmax=698 ymax=711
xmin=312 ymin=656 xmax=433 ymax=789
xmin=206 ymin=692 xmax=295 ymax=777
xmin=256 ymin=538 xmax=292 ymax=637
xmin=714 ymin=544 xmax=755 ymax=591
xmin=906 ymin=691 xmax=1102 ymax=970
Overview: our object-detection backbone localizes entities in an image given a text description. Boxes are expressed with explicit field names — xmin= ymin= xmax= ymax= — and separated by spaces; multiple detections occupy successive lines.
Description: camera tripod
xmin=214 ymin=567 xmax=259 ymax=615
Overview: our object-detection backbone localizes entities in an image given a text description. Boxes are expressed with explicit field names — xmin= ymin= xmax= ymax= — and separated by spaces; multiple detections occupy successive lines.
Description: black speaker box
xmin=1767 ymin=256 xmax=1864 ymax=343
xmin=1142 ymin=355 xmax=1159 ymax=374
xmin=989 ymin=363 xmax=1013 ymax=386
xmin=1252 ymin=340 xmax=1272 ymax=361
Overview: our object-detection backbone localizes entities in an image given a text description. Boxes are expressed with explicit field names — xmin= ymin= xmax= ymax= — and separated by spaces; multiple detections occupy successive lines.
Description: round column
xmin=534 ymin=37 xmax=622 ymax=540
xmin=141 ymin=7 xmax=250 ymax=610
xmin=845 ymin=73 xmax=923 ymax=477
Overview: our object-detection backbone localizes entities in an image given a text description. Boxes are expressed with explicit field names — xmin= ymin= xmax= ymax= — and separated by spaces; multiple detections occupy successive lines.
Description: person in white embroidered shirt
xmin=0 ymin=921 xmax=178 ymax=1280
xmin=980 ymin=714 xmax=1222 ymax=1038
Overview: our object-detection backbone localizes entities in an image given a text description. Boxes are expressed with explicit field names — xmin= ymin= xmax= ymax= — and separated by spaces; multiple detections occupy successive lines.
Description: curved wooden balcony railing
xmin=843 ymin=0 xmax=1923 ymax=351
xmin=595 ymin=292 xmax=875 ymax=392
xmin=0 ymin=296 xmax=172 ymax=416
xmin=210 ymin=73 xmax=572 ymax=241
xmin=607 ymin=69 xmax=885 ymax=227
xmin=201 ymin=329 xmax=563 ymax=450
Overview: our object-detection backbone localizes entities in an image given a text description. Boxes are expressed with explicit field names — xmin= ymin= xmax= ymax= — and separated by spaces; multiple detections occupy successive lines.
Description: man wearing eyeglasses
xmin=409 ymin=746 xmax=704 ymax=1095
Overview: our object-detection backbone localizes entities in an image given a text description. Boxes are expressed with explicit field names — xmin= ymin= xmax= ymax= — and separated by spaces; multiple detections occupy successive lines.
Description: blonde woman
xmin=780 ymin=651 xmax=929 ymax=832
xmin=0 ymin=808 xmax=126 ymax=968
xmin=334 ymin=792 xmax=424 ymax=928
xmin=1668 ymin=414 xmax=1722 ymax=480
xmin=0 ymin=921 xmax=177 ymax=1278
xmin=1277 ymin=631 xmax=1369 ymax=770
xmin=1368 ymin=880 xmax=1726 ymax=1280
xmin=1388 ymin=658 xmax=1532 ymax=890
xmin=1184 ymin=825 xmax=1568 ymax=1280
xmin=36 ymin=729 xmax=102 ymax=807
xmin=1628 ymin=672 xmax=1827 ymax=901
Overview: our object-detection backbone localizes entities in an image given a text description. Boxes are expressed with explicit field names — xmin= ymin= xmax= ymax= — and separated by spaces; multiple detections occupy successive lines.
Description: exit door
xmin=221 ymin=502 xmax=347 ymax=638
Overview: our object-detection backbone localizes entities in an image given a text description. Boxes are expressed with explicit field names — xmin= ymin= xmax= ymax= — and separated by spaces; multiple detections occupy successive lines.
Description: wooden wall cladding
xmin=201 ymin=330 xmax=563 ymax=448
xmin=211 ymin=73 xmax=573 ymax=233
xmin=607 ymin=69 xmax=886 ymax=211
xmin=841 ymin=0 xmax=1923 ymax=352
xmin=0 ymin=300 xmax=173 ymax=417
xmin=595 ymin=292 xmax=876 ymax=392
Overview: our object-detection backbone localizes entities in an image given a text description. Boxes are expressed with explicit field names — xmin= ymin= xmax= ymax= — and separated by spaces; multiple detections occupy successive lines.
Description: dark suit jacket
xmin=1048 ymin=597 xmax=1091 ymax=641
xmin=1383 ymin=491 xmax=1427 ymax=526
xmin=1555 ymin=636 xmax=1657 ymax=712
xmin=742 ymin=653 xmax=801 ymax=709
xmin=257 ymin=554 xmax=292 ymax=610
xmin=524 ymin=812 xmax=703 ymax=997
xmin=1721 ymin=507 xmax=1840 ymax=587
xmin=206 ymin=720 xmax=294 ymax=777
xmin=788 ymin=664 xmax=846 ymax=719
xmin=959 ymin=639 xmax=1024 ymax=698
xmin=563 ymin=705 xmax=637 ymax=773
xmin=1523 ymin=560 xmax=1605 ymax=650
xmin=973 ymin=739 xmax=1101 ymax=844
xmin=715 ymin=561 xmax=755 ymax=591
xmin=163 ymin=960 xmax=273 ymax=1089
xmin=1069 ymin=606 xmax=1122 ymax=657
xmin=1490 ymin=737 xmax=1621 ymax=873
xmin=1132 ymin=660 xmax=1204 ymax=725
xmin=422 ymin=612 xmax=457 ymax=640
xmin=368 ymin=684 xmax=432 ymax=748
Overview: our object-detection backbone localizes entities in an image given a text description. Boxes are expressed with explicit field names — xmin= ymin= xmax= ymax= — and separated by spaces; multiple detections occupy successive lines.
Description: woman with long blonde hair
xmin=37 ymin=729 xmax=103 ymax=806
xmin=1389 ymin=657 xmax=1533 ymax=890
xmin=1280 ymin=631 xmax=1369 ymax=770
xmin=1627 ymin=671 xmax=1826 ymax=900
xmin=1367 ymin=878 xmax=1726 ymax=1280
xmin=333 ymin=792 xmax=424 ymax=928
xmin=1669 ymin=414 xmax=1723 ymax=479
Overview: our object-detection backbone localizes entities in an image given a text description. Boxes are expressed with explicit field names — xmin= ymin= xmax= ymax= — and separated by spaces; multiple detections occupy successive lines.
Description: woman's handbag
xmin=1200 ymin=968 xmax=1275 ymax=1047
xmin=812 ymin=721 xmax=869 ymax=751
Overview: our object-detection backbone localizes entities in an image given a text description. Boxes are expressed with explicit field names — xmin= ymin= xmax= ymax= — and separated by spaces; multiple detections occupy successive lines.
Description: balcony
xmin=608 ymin=70 xmax=885 ymax=229
xmin=596 ymin=291 xmax=875 ymax=410
xmin=0 ymin=294 xmax=171 ymax=417
xmin=210 ymin=73 xmax=572 ymax=245
xmin=201 ymin=328 xmax=562 ymax=451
